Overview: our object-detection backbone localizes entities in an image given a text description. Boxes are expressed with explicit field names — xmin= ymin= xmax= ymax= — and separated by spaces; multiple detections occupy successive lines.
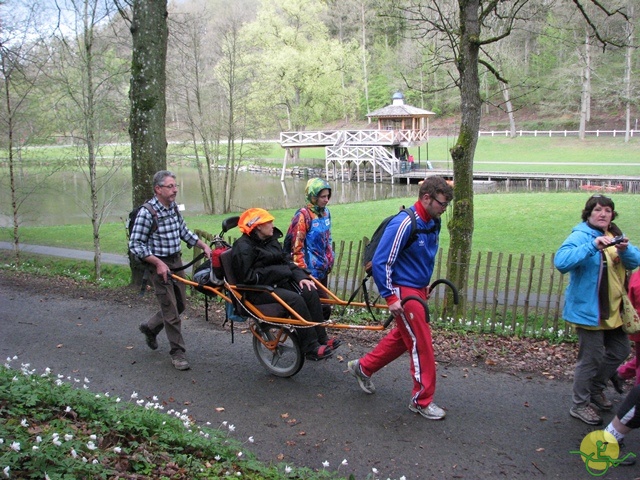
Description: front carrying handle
xmin=382 ymin=278 xmax=459 ymax=329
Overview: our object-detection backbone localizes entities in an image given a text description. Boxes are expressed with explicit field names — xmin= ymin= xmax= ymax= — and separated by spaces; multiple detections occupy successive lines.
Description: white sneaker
xmin=409 ymin=402 xmax=446 ymax=420
xmin=347 ymin=359 xmax=375 ymax=394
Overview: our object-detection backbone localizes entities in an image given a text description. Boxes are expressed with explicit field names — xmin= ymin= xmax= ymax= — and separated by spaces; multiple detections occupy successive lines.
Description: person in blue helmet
xmin=285 ymin=177 xmax=340 ymax=349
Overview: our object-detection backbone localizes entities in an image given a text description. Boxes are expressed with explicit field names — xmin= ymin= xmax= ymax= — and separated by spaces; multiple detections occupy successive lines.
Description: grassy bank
xmin=3 ymin=192 xmax=640 ymax=258
xmin=5 ymin=135 xmax=640 ymax=175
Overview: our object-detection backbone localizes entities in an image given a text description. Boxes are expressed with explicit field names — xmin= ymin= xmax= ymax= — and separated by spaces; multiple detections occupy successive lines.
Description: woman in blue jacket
xmin=555 ymin=195 xmax=640 ymax=426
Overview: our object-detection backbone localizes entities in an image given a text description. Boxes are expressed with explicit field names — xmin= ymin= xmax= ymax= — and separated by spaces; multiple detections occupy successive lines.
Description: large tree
xmin=0 ymin=0 xmax=58 ymax=263
xmin=118 ymin=0 xmax=168 ymax=207
xmin=397 ymin=0 xmax=631 ymax=316
xmin=116 ymin=0 xmax=168 ymax=285
xmin=243 ymin=0 xmax=361 ymax=160
xmin=51 ymin=0 xmax=129 ymax=280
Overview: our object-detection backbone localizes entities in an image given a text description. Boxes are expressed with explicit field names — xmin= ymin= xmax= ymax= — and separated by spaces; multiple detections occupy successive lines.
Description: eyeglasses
xmin=591 ymin=195 xmax=609 ymax=200
xmin=159 ymin=184 xmax=179 ymax=189
xmin=432 ymin=197 xmax=449 ymax=209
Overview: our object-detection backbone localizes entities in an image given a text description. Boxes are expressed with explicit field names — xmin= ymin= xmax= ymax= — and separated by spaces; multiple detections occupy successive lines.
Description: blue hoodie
xmin=554 ymin=221 xmax=640 ymax=327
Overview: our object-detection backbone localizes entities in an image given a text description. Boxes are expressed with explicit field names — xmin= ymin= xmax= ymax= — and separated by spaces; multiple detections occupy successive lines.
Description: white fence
xmin=479 ymin=129 xmax=637 ymax=138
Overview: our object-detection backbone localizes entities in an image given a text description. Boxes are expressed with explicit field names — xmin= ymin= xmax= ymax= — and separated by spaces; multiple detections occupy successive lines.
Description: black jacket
xmin=231 ymin=228 xmax=308 ymax=287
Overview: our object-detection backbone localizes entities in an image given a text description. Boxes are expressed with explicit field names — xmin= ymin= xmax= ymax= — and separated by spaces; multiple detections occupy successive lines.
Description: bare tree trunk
xmin=624 ymin=3 xmax=634 ymax=143
xmin=501 ymin=81 xmax=516 ymax=138
xmin=2 ymin=52 xmax=20 ymax=263
xmin=360 ymin=0 xmax=370 ymax=114
xmin=79 ymin=0 xmax=103 ymax=280
xmin=129 ymin=0 xmax=168 ymax=285
xmin=446 ymin=0 xmax=481 ymax=318
xmin=579 ymin=29 xmax=591 ymax=140
xmin=129 ymin=0 xmax=168 ymax=207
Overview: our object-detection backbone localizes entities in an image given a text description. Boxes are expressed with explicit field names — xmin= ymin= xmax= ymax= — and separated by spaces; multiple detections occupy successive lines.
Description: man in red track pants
xmin=348 ymin=176 xmax=453 ymax=420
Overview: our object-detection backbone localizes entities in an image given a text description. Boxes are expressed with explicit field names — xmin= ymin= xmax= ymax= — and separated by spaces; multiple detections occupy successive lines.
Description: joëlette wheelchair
xmin=172 ymin=216 xmax=458 ymax=378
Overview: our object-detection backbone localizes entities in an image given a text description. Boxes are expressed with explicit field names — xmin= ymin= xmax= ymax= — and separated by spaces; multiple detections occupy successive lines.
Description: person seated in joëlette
xmin=231 ymin=208 xmax=338 ymax=361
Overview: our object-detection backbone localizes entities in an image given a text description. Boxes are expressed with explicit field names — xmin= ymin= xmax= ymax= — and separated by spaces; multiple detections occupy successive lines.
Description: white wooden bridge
xmin=279 ymin=92 xmax=435 ymax=183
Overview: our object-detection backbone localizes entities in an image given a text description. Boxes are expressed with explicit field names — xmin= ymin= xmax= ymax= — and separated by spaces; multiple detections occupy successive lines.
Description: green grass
xmin=0 ymin=252 xmax=132 ymax=288
xmin=8 ymin=135 xmax=640 ymax=175
xmin=3 ymin=192 xmax=639 ymax=257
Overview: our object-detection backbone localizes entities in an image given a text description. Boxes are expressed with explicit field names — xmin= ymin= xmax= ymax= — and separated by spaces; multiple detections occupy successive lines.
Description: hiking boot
xmin=591 ymin=392 xmax=613 ymax=411
xmin=347 ymin=359 xmax=375 ymax=394
xmin=139 ymin=324 xmax=158 ymax=350
xmin=171 ymin=354 xmax=190 ymax=371
xmin=409 ymin=402 xmax=446 ymax=420
xmin=569 ymin=404 xmax=602 ymax=425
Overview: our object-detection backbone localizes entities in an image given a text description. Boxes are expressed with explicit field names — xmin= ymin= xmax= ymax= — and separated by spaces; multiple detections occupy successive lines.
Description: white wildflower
xmin=9 ymin=441 xmax=20 ymax=452
xmin=86 ymin=441 xmax=97 ymax=450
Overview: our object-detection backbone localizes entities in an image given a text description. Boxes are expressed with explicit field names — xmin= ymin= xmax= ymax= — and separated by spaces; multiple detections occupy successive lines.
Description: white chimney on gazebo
xmin=392 ymin=91 xmax=405 ymax=106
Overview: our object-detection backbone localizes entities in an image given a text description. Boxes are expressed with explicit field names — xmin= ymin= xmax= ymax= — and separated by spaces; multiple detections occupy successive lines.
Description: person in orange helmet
xmin=231 ymin=208 xmax=333 ymax=360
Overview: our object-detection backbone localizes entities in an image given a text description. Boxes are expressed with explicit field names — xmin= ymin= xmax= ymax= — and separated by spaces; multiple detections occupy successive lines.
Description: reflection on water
xmin=0 ymin=168 xmax=418 ymax=227
xmin=3 ymin=166 xmax=634 ymax=227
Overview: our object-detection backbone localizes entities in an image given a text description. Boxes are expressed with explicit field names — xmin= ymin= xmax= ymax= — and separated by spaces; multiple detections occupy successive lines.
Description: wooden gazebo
xmin=280 ymin=92 xmax=435 ymax=183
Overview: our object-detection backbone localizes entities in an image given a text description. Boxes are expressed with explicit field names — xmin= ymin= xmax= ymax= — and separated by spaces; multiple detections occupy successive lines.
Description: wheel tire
xmin=252 ymin=323 xmax=304 ymax=377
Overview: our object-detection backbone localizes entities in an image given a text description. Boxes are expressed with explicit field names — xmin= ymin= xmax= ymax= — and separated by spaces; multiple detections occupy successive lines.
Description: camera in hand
xmin=610 ymin=235 xmax=625 ymax=246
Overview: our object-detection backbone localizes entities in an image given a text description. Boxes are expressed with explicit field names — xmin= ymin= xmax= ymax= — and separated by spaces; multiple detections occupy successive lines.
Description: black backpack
xmin=362 ymin=208 xmax=439 ymax=276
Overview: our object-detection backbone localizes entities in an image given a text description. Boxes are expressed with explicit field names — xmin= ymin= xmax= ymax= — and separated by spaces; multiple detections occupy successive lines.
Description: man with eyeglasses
xmin=129 ymin=170 xmax=212 ymax=371
xmin=348 ymin=175 xmax=453 ymax=420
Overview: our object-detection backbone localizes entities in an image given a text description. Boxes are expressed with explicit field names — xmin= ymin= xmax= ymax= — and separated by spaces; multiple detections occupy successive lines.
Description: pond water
xmin=2 ymin=165 xmax=629 ymax=227
xmin=0 ymin=167 xmax=420 ymax=227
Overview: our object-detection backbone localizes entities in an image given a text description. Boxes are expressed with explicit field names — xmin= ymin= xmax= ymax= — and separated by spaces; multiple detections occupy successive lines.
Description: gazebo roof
xmin=366 ymin=104 xmax=436 ymax=118
xmin=366 ymin=91 xmax=436 ymax=119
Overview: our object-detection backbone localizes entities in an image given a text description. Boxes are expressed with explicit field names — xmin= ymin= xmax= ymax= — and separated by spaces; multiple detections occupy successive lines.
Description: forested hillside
xmin=1 ymin=0 xmax=637 ymax=146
